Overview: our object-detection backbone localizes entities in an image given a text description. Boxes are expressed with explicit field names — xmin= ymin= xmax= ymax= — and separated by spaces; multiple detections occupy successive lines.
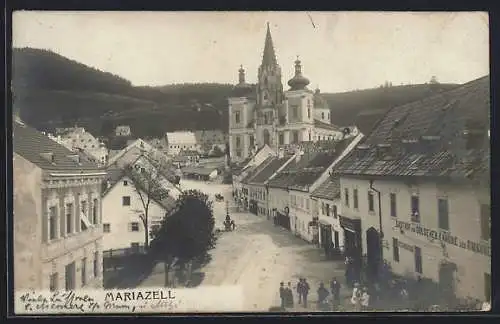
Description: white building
xmin=166 ymin=131 xmax=201 ymax=156
xmin=310 ymin=176 xmax=344 ymax=258
xmin=335 ymin=76 xmax=490 ymax=305
xmin=14 ymin=119 xmax=106 ymax=291
xmin=267 ymin=135 xmax=362 ymax=242
xmin=48 ymin=127 xmax=109 ymax=166
xmin=227 ymin=24 xmax=350 ymax=163
xmin=101 ymin=168 xmax=177 ymax=252
xmin=194 ymin=129 xmax=228 ymax=154
xmin=115 ymin=125 xmax=132 ymax=137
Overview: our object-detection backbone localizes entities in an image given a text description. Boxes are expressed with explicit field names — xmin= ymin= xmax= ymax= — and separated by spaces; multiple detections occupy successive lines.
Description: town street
xmin=138 ymin=179 xmax=351 ymax=312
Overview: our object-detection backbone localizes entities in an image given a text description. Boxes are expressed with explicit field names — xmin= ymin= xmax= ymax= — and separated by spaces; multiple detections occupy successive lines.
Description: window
xmin=344 ymin=188 xmax=350 ymax=207
xmin=92 ymin=199 xmax=98 ymax=224
xmin=122 ymin=196 xmax=131 ymax=206
xmin=306 ymin=199 xmax=309 ymax=210
xmin=140 ymin=167 xmax=146 ymax=173
xmin=322 ymin=112 xmax=325 ymax=119
xmin=279 ymin=133 xmax=284 ymax=145
xmin=293 ymin=131 xmax=299 ymax=144
xmin=249 ymin=135 xmax=254 ymax=147
xmin=332 ymin=205 xmax=338 ymax=218
xmin=368 ymin=191 xmax=374 ymax=212
xmin=81 ymin=258 xmax=87 ymax=287
xmin=94 ymin=252 xmax=99 ymax=278
xmin=235 ymin=112 xmax=240 ymax=124
xmin=123 ymin=180 xmax=128 ymax=186
xmin=390 ymin=193 xmax=397 ymax=217
xmin=66 ymin=203 xmax=74 ymax=235
xmin=326 ymin=204 xmax=330 ymax=216
xmin=307 ymin=108 xmax=311 ymax=119
xmin=65 ymin=262 xmax=76 ymax=291
xmin=292 ymin=105 xmax=298 ymax=118
xmin=103 ymin=223 xmax=111 ymax=233
xmin=414 ymin=246 xmax=422 ymax=274
xmin=480 ymin=204 xmax=490 ymax=240
xmin=411 ymin=195 xmax=420 ymax=222
xmin=236 ymin=136 xmax=241 ymax=148
xmin=393 ymin=238 xmax=400 ymax=262
xmin=49 ymin=206 xmax=58 ymax=240
xmin=49 ymin=273 xmax=58 ymax=291
xmin=321 ymin=202 xmax=325 ymax=215
xmin=438 ymin=198 xmax=449 ymax=230
xmin=130 ymin=222 xmax=140 ymax=232
xmin=353 ymin=189 xmax=358 ymax=209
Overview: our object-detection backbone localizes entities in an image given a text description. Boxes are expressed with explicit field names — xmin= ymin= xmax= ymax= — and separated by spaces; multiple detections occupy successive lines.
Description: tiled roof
xmin=314 ymin=119 xmax=342 ymax=131
xmin=335 ymin=76 xmax=490 ymax=181
xmin=311 ymin=175 xmax=341 ymax=200
xmin=14 ymin=121 xmax=100 ymax=172
xmin=247 ymin=155 xmax=293 ymax=185
xmin=241 ymin=156 xmax=274 ymax=184
xmin=354 ymin=109 xmax=387 ymax=136
xmin=181 ymin=166 xmax=218 ymax=176
xmin=268 ymin=137 xmax=356 ymax=191
xmin=103 ymin=167 xmax=176 ymax=212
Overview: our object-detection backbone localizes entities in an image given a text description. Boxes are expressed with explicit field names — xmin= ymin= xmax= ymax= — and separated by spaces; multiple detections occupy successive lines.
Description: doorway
xmin=366 ymin=227 xmax=381 ymax=281
xmin=65 ymin=262 xmax=76 ymax=290
xmin=439 ymin=261 xmax=457 ymax=304
xmin=334 ymin=230 xmax=340 ymax=249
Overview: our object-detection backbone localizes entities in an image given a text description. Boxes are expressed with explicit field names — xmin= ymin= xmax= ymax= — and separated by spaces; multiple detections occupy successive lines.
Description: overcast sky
xmin=13 ymin=11 xmax=489 ymax=93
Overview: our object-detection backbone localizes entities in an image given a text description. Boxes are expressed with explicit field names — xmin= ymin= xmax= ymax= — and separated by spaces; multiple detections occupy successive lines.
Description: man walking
xmin=330 ymin=277 xmax=341 ymax=310
xmin=302 ymin=278 xmax=311 ymax=308
xmin=297 ymin=278 xmax=304 ymax=305
xmin=279 ymin=282 xmax=286 ymax=309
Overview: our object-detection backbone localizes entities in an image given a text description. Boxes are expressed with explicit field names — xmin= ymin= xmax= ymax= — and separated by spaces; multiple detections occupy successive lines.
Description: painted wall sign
xmin=398 ymin=241 xmax=415 ymax=252
xmin=394 ymin=220 xmax=490 ymax=257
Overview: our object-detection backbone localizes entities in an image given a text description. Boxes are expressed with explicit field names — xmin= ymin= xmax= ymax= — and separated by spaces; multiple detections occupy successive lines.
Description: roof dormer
xmin=67 ymin=154 xmax=81 ymax=165
xmin=40 ymin=152 xmax=56 ymax=164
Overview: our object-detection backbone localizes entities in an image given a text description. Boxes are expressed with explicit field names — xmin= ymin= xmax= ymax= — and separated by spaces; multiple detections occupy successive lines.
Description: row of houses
xmin=232 ymin=76 xmax=491 ymax=304
xmin=14 ymin=120 xmax=183 ymax=291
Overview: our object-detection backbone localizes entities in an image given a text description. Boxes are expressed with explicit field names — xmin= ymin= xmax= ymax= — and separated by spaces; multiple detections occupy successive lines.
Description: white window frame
xmin=46 ymin=194 xmax=60 ymax=242
xmin=63 ymin=194 xmax=76 ymax=237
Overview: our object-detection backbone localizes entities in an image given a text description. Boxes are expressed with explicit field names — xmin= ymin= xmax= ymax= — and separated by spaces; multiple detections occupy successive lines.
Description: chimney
xmin=278 ymin=148 xmax=285 ymax=159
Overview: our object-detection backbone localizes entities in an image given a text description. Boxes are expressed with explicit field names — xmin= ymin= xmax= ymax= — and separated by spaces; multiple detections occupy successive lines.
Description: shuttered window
xmin=438 ymin=198 xmax=449 ymax=230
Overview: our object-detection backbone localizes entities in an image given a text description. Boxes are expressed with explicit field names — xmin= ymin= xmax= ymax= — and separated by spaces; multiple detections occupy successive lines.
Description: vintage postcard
xmin=11 ymin=11 xmax=490 ymax=314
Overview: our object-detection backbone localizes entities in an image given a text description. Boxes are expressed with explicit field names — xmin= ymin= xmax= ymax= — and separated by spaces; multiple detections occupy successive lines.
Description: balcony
xmin=40 ymin=225 xmax=103 ymax=262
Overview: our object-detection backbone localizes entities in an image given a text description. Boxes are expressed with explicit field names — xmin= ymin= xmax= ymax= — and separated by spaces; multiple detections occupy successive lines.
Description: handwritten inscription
xmin=19 ymin=291 xmax=100 ymax=312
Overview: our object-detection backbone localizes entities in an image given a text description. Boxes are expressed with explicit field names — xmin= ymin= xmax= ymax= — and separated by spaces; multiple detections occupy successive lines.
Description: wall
xmin=269 ymin=187 xmax=289 ymax=214
xmin=314 ymin=108 xmax=330 ymax=124
xmin=290 ymin=190 xmax=313 ymax=241
xmin=102 ymin=176 xmax=168 ymax=251
xmin=340 ymin=176 xmax=491 ymax=301
xmin=315 ymin=197 xmax=344 ymax=250
xmin=13 ymin=153 xmax=43 ymax=290
xmin=248 ymin=184 xmax=267 ymax=215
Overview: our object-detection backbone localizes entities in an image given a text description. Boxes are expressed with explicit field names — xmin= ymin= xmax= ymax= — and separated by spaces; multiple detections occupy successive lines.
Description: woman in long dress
xmin=351 ymin=282 xmax=362 ymax=311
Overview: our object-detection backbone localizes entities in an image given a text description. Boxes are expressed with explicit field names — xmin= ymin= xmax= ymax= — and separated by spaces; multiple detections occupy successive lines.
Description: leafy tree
xmin=149 ymin=189 xmax=217 ymax=286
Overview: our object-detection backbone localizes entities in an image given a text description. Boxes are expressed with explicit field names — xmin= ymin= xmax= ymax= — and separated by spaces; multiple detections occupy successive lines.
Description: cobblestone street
xmin=138 ymin=180 xmax=352 ymax=312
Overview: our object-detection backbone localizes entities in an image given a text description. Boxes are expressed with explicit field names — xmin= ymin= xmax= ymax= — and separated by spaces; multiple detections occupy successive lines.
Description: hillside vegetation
xmin=12 ymin=48 xmax=458 ymax=138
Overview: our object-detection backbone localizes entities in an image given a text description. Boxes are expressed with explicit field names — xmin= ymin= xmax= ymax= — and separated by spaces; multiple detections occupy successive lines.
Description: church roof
xmin=262 ymin=23 xmax=278 ymax=67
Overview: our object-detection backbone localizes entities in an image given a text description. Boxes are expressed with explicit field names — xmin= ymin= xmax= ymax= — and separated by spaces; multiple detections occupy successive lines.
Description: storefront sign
xmin=398 ymin=241 xmax=415 ymax=252
xmin=394 ymin=220 xmax=490 ymax=257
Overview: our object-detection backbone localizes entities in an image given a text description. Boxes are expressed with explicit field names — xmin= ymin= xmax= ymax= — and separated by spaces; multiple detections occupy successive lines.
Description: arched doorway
xmin=366 ymin=227 xmax=381 ymax=281
xmin=263 ymin=129 xmax=271 ymax=146
xmin=439 ymin=261 xmax=457 ymax=305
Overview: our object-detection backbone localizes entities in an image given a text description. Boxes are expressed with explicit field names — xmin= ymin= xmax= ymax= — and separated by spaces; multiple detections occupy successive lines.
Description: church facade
xmin=228 ymin=23 xmax=347 ymax=163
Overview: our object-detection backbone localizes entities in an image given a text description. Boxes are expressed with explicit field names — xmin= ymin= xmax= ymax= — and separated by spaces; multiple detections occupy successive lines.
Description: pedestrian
xmin=317 ymin=282 xmax=330 ymax=310
xmin=351 ymin=282 xmax=362 ymax=311
xmin=330 ymin=277 xmax=341 ymax=310
xmin=297 ymin=278 xmax=304 ymax=305
xmin=285 ymin=282 xmax=294 ymax=308
xmin=361 ymin=287 xmax=370 ymax=311
xmin=279 ymin=282 xmax=286 ymax=309
xmin=231 ymin=220 xmax=236 ymax=230
xmin=302 ymin=278 xmax=310 ymax=307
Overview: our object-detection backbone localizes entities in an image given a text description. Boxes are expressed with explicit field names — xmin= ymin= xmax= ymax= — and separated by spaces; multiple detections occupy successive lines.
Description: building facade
xmin=335 ymin=76 xmax=491 ymax=304
xmin=166 ymin=131 xmax=201 ymax=156
xmin=101 ymin=170 xmax=176 ymax=252
xmin=14 ymin=120 xmax=106 ymax=291
xmin=227 ymin=23 xmax=346 ymax=163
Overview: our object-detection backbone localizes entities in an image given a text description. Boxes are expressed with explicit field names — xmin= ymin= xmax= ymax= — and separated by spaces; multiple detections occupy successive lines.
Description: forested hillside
xmin=12 ymin=48 xmax=459 ymax=138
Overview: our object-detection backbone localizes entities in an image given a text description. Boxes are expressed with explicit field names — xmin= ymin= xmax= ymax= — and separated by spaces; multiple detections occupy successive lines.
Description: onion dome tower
xmin=232 ymin=65 xmax=254 ymax=97
xmin=287 ymin=56 xmax=310 ymax=91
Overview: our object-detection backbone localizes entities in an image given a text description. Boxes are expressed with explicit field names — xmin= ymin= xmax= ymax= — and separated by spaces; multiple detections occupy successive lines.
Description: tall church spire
xmin=262 ymin=22 xmax=277 ymax=67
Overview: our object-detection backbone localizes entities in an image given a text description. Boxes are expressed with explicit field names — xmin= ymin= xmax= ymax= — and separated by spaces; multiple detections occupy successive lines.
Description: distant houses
xmin=166 ymin=131 xmax=200 ymax=156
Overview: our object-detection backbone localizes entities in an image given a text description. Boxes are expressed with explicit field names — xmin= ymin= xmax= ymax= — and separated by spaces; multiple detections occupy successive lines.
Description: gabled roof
xmin=14 ymin=121 xmax=101 ymax=172
xmin=107 ymin=138 xmax=154 ymax=166
xmin=181 ymin=166 xmax=218 ymax=176
xmin=102 ymin=167 xmax=177 ymax=212
xmin=314 ymin=119 xmax=342 ymax=131
xmin=241 ymin=156 xmax=274 ymax=184
xmin=268 ymin=136 xmax=357 ymax=191
xmin=335 ymin=76 xmax=490 ymax=182
xmin=311 ymin=175 xmax=341 ymax=200
xmin=247 ymin=155 xmax=294 ymax=185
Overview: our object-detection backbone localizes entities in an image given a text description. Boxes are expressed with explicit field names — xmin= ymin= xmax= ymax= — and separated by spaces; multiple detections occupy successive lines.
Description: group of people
xmin=350 ymin=282 xmax=372 ymax=311
xmin=278 ymin=278 xmax=343 ymax=311
xmin=224 ymin=214 xmax=236 ymax=231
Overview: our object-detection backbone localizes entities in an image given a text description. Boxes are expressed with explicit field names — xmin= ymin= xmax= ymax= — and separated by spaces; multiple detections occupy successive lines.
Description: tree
xmin=125 ymin=150 xmax=177 ymax=249
xmin=149 ymin=189 xmax=217 ymax=286
xmin=209 ymin=145 xmax=225 ymax=157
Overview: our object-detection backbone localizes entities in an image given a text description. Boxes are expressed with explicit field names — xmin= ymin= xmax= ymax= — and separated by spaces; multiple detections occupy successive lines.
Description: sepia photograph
xmin=11 ymin=11 xmax=490 ymax=313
